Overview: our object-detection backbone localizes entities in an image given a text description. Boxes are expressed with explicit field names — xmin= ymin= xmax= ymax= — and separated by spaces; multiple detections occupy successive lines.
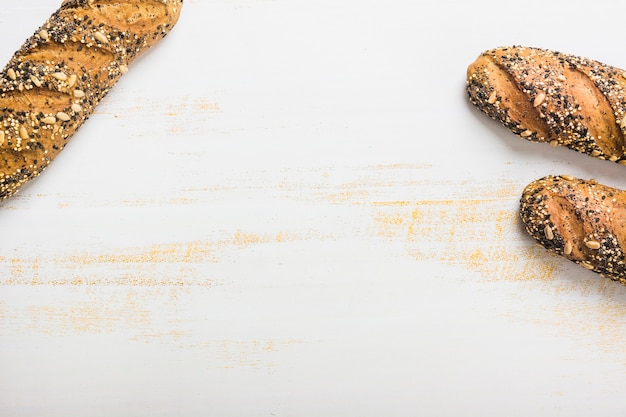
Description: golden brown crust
xmin=520 ymin=175 xmax=626 ymax=284
xmin=467 ymin=46 xmax=626 ymax=162
xmin=0 ymin=0 xmax=183 ymax=201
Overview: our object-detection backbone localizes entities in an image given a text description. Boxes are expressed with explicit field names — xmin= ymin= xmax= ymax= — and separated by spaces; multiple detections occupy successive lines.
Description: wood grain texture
xmin=2 ymin=1 xmax=626 ymax=417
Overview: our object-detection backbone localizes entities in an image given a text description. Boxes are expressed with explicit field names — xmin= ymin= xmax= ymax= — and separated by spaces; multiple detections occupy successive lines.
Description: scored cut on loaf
xmin=467 ymin=46 xmax=626 ymax=163
xmin=520 ymin=175 xmax=626 ymax=284
xmin=0 ymin=0 xmax=183 ymax=201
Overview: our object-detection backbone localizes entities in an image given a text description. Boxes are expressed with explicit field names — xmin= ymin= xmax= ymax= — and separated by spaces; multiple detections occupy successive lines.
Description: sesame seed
xmin=30 ymin=75 xmax=42 ymax=87
xmin=94 ymin=31 xmax=108 ymax=44
xmin=487 ymin=90 xmax=497 ymax=104
xmin=56 ymin=112 xmax=70 ymax=122
xmin=52 ymin=72 xmax=68 ymax=81
xmin=586 ymin=240 xmax=601 ymax=250
xmin=557 ymin=74 xmax=566 ymax=82
xmin=521 ymin=130 xmax=533 ymax=138
xmin=19 ymin=126 xmax=28 ymax=140
xmin=7 ymin=68 xmax=16 ymax=81
xmin=564 ymin=241 xmax=573 ymax=255
xmin=68 ymin=74 xmax=77 ymax=88
xmin=544 ymin=225 xmax=554 ymax=240
xmin=533 ymin=93 xmax=546 ymax=107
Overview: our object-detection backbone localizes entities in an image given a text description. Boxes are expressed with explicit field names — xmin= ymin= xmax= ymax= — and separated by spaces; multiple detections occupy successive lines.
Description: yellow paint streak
xmin=371 ymin=198 xmax=558 ymax=282
xmin=232 ymin=230 xmax=308 ymax=248
xmin=95 ymin=96 xmax=221 ymax=117
xmin=374 ymin=212 xmax=405 ymax=238
xmin=25 ymin=293 xmax=151 ymax=336
xmin=1 ymin=229 xmax=326 ymax=287
xmin=372 ymin=201 xmax=413 ymax=207
xmin=121 ymin=197 xmax=198 ymax=207
xmin=64 ymin=241 xmax=220 ymax=266
xmin=174 ymin=339 xmax=304 ymax=370
xmin=369 ymin=196 xmax=626 ymax=356
xmin=325 ymin=190 xmax=370 ymax=204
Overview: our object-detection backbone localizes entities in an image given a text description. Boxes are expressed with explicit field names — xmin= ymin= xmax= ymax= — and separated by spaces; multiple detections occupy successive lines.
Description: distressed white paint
xmin=2 ymin=1 xmax=626 ymax=416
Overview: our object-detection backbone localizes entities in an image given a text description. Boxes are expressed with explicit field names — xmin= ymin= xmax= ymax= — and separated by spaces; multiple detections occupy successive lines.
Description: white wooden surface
xmin=2 ymin=0 xmax=626 ymax=416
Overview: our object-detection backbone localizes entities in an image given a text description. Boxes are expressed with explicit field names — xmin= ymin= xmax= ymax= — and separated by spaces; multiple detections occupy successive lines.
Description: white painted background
xmin=2 ymin=0 xmax=626 ymax=416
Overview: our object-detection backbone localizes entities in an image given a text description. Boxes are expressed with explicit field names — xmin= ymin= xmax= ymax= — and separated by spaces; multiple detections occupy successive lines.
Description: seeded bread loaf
xmin=467 ymin=46 xmax=626 ymax=163
xmin=0 ymin=0 xmax=183 ymax=201
xmin=520 ymin=175 xmax=626 ymax=284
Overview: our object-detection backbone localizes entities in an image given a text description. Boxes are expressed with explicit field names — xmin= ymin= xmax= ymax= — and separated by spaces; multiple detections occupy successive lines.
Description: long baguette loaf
xmin=0 ymin=0 xmax=183 ymax=201
xmin=467 ymin=46 xmax=626 ymax=163
xmin=520 ymin=175 xmax=626 ymax=284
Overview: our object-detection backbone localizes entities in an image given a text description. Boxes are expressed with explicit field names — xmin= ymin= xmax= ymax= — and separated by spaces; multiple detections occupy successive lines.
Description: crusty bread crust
xmin=0 ymin=0 xmax=183 ymax=201
xmin=520 ymin=175 xmax=626 ymax=284
xmin=467 ymin=46 xmax=626 ymax=163
xmin=469 ymin=47 xmax=626 ymax=283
